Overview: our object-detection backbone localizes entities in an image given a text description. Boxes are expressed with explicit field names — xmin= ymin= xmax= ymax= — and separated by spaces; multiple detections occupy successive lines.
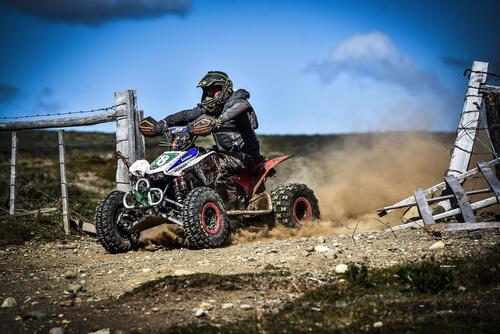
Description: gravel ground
xmin=0 ymin=228 xmax=499 ymax=333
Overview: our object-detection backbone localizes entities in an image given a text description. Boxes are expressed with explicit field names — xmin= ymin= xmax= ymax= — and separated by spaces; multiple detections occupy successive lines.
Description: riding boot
xmin=215 ymin=183 xmax=229 ymax=203
xmin=215 ymin=153 xmax=246 ymax=209
xmin=225 ymin=182 xmax=239 ymax=210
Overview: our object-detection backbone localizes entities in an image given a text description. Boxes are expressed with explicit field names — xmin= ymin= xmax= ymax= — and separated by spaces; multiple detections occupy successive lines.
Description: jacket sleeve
xmin=163 ymin=107 xmax=205 ymax=126
xmin=218 ymin=99 xmax=251 ymax=123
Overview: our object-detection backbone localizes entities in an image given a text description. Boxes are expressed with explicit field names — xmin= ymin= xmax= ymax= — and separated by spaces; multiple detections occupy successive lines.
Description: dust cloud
xmin=233 ymin=133 xmax=452 ymax=242
xmin=139 ymin=224 xmax=184 ymax=249
xmin=277 ymin=133 xmax=451 ymax=220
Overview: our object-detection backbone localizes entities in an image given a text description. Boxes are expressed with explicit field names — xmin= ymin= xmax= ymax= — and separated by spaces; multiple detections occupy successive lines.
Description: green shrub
xmin=345 ymin=263 xmax=371 ymax=287
xmin=397 ymin=260 xmax=452 ymax=293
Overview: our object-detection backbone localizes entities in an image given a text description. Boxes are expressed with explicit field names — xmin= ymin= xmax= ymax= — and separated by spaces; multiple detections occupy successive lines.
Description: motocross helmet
xmin=197 ymin=71 xmax=233 ymax=112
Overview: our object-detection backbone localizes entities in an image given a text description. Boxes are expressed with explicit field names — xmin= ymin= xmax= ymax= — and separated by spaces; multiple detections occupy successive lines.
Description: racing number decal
xmin=151 ymin=153 xmax=177 ymax=169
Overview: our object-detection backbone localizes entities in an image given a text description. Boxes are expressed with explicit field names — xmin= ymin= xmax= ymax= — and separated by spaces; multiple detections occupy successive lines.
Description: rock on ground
xmin=314 ymin=245 xmax=332 ymax=253
xmin=429 ymin=240 xmax=445 ymax=250
xmin=49 ymin=327 xmax=64 ymax=334
xmin=1 ymin=297 xmax=16 ymax=308
xmin=335 ymin=264 xmax=349 ymax=274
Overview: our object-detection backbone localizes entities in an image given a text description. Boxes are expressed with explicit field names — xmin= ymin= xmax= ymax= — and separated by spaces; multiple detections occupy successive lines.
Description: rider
xmin=138 ymin=71 xmax=262 ymax=209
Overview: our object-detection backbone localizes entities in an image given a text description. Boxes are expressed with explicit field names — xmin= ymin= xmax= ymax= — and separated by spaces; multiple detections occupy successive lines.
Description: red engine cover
xmin=232 ymin=156 xmax=293 ymax=198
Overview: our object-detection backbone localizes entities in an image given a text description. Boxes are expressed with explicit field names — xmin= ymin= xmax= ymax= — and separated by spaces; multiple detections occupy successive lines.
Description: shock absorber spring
xmin=173 ymin=175 xmax=188 ymax=203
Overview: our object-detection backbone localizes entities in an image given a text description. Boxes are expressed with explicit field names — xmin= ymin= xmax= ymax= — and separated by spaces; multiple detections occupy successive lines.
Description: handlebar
xmin=159 ymin=126 xmax=196 ymax=150
xmin=168 ymin=126 xmax=188 ymax=134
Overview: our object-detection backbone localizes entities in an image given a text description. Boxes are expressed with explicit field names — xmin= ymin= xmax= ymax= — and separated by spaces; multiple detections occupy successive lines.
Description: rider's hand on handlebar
xmin=138 ymin=117 xmax=167 ymax=137
xmin=187 ymin=115 xmax=219 ymax=136
xmin=154 ymin=120 xmax=167 ymax=135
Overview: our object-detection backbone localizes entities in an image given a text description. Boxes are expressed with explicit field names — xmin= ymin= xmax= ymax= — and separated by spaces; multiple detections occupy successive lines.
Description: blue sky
xmin=0 ymin=0 xmax=499 ymax=134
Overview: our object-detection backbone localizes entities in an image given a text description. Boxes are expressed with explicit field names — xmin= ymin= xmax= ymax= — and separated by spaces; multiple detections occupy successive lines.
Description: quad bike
xmin=95 ymin=117 xmax=320 ymax=253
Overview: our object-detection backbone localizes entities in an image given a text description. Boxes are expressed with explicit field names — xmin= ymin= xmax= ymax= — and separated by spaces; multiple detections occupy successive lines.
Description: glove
xmin=187 ymin=115 xmax=218 ymax=136
xmin=138 ymin=117 xmax=167 ymax=137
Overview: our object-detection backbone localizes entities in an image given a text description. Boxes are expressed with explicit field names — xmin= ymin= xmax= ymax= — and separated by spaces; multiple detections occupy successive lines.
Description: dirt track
xmin=1 ymin=227 xmax=499 ymax=333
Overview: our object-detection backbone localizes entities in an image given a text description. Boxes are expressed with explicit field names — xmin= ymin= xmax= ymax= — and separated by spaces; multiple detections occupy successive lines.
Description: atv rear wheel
xmin=271 ymin=183 xmax=320 ymax=227
xmin=182 ymin=187 xmax=230 ymax=249
xmin=95 ymin=190 xmax=138 ymax=253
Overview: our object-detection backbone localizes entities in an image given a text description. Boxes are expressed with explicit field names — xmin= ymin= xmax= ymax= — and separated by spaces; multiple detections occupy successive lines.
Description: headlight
xmin=129 ymin=160 xmax=151 ymax=177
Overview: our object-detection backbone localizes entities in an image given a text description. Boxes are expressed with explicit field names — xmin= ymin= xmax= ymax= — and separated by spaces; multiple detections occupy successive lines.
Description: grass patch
xmin=345 ymin=263 xmax=371 ymax=287
xmin=397 ymin=259 xmax=452 ymax=293
xmin=165 ymin=249 xmax=500 ymax=334
xmin=0 ymin=218 xmax=71 ymax=247
xmin=122 ymin=270 xmax=297 ymax=301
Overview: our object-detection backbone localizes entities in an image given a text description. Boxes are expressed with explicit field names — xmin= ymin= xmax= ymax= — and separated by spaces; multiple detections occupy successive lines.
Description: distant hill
xmin=0 ymin=130 xmax=455 ymax=159
xmin=0 ymin=130 xmax=463 ymax=222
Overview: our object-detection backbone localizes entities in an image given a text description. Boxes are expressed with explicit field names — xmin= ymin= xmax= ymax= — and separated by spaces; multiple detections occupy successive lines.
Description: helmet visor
xmin=202 ymin=85 xmax=223 ymax=101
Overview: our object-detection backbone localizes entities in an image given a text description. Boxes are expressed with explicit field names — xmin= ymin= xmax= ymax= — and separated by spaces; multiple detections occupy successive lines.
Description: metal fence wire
xmin=0 ymin=103 xmax=125 ymax=120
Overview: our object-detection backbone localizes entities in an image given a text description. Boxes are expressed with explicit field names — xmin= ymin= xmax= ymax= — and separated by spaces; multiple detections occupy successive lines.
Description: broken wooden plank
xmin=425 ymin=222 xmax=500 ymax=232
xmin=388 ymin=221 xmax=424 ymax=231
xmin=387 ymin=196 xmax=498 ymax=231
xmin=477 ymin=161 xmax=500 ymax=201
xmin=479 ymin=84 xmax=500 ymax=95
xmin=414 ymin=189 xmax=435 ymax=225
xmin=378 ymin=158 xmax=499 ymax=216
xmin=444 ymin=175 xmax=476 ymax=224
xmin=377 ymin=188 xmax=491 ymax=213
xmin=0 ymin=207 xmax=58 ymax=220
xmin=80 ymin=222 xmax=96 ymax=234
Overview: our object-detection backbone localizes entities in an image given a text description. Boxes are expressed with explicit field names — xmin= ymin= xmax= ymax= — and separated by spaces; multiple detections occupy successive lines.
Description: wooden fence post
xmin=447 ymin=61 xmax=489 ymax=177
xmin=135 ymin=110 xmax=146 ymax=160
xmin=58 ymin=130 xmax=70 ymax=234
xmin=438 ymin=61 xmax=489 ymax=211
xmin=9 ymin=131 xmax=17 ymax=215
xmin=115 ymin=90 xmax=144 ymax=192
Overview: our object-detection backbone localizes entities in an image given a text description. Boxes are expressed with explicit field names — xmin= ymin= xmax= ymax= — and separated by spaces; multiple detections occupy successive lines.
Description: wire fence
xmin=64 ymin=140 xmax=117 ymax=148
xmin=0 ymin=103 xmax=125 ymax=120
xmin=15 ymin=174 xmax=99 ymax=224
xmin=0 ymin=103 xmax=122 ymax=222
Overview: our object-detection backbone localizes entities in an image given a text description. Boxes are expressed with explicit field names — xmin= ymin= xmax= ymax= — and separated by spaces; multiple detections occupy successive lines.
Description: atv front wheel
xmin=182 ymin=187 xmax=230 ymax=249
xmin=271 ymin=183 xmax=320 ymax=227
xmin=95 ymin=190 xmax=138 ymax=253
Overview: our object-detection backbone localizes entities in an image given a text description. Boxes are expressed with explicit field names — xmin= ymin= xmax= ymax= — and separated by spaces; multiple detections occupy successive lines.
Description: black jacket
xmin=163 ymin=89 xmax=260 ymax=159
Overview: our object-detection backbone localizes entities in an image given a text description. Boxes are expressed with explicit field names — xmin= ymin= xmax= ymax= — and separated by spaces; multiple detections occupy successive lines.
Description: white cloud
xmin=329 ymin=32 xmax=408 ymax=63
xmin=311 ymin=31 xmax=447 ymax=95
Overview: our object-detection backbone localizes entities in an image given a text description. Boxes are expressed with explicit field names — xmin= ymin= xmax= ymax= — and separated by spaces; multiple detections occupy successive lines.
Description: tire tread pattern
xmin=270 ymin=183 xmax=320 ymax=227
xmin=182 ymin=187 xmax=229 ymax=249
xmin=95 ymin=190 xmax=136 ymax=253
